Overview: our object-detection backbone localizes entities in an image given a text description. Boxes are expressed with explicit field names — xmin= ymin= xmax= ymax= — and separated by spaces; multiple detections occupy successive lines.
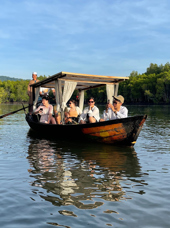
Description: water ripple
xmin=0 ymin=104 xmax=170 ymax=227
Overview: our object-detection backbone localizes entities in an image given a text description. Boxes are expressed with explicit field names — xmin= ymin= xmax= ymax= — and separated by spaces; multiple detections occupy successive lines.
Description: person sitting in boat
xmin=53 ymin=106 xmax=61 ymax=125
xmin=79 ymin=97 xmax=100 ymax=124
xmin=34 ymin=96 xmax=56 ymax=124
xmin=65 ymin=99 xmax=82 ymax=124
xmin=100 ymin=95 xmax=128 ymax=121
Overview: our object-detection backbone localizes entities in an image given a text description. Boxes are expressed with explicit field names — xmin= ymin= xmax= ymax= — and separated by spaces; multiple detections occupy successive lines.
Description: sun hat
xmin=32 ymin=72 xmax=37 ymax=75
xmin=113 ymin=95 xmax=124 ymax=104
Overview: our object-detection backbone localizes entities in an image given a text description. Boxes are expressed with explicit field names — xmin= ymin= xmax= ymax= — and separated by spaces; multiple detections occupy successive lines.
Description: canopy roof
xmin=30 ymin=71 xmax=129 ymax=91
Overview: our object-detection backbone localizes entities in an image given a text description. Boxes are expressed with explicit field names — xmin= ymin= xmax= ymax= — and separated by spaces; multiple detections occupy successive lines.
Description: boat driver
xmin=27 ymin=72 xmax=40 ymax=112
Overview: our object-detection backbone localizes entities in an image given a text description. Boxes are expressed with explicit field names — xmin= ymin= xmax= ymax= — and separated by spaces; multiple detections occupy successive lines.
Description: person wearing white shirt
xmin=79 ymin=97 xmax=100 ymax=124
xmin=100 ymin=95 xmax=128 ymax=121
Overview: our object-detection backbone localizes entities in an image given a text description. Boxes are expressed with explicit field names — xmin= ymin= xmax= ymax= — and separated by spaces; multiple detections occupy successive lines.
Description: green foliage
xmin=119 ymin=62 xmax=170 ymax=104
xmin=0 ymin=75 xmax=48 ymax=104
xmin=0 ymin=79 xmax=30 ymax=103
xmin=37 ymin=75 xmax=48 ymax=81
xmin=0 ymin=86 xmax=8 ymax=103
xmin=85 ymin=86 xmax=106 ymax=103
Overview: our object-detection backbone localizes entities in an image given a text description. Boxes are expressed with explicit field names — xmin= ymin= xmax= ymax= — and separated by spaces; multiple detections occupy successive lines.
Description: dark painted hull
xmin=26 ymin=114 xmax=147 ymax=146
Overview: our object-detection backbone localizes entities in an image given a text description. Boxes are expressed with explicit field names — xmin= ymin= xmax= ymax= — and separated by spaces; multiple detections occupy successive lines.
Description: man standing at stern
xmin=27 ymin=72 xmax=40 ymax=112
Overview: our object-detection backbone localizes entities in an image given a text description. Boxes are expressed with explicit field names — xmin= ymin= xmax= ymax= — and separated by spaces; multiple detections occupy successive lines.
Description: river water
xmin=0 ymin=104 xmax=170 ymax=228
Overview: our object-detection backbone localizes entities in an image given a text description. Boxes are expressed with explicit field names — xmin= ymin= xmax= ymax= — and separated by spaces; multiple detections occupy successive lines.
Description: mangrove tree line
xmin=0 ymin=63 xmax=170 ymax=104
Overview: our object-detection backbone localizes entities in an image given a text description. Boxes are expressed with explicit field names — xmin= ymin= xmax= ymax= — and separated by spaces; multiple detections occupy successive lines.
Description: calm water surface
xmin=0 ymin=104 xmax=170 ymax=228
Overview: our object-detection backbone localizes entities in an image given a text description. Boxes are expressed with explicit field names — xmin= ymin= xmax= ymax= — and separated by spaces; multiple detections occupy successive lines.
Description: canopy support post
xmin=33 ymin=86 xmax=40 ymax=111
xmin=114 ymin=83 xmax=119 ymax=96
xmin=106 ymin=84 xmax=114 ymax=104
xmin=79 ymin=90 xmax=84 ymax=111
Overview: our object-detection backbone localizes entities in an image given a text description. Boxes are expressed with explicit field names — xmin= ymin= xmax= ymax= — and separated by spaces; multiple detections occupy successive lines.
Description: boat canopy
xmin=30 ymin=71 xmax=129 ymax=112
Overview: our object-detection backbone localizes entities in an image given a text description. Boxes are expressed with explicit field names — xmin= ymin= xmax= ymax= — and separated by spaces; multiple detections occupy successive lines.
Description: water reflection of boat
xmin=27 ymin=136 xmax=141 ymax=210
xmin=73 ymin=145 xmax=141 ymax=176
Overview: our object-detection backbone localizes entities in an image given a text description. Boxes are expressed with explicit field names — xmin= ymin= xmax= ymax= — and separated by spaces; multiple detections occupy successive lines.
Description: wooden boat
xmin=26 ymin=114 xmax=147 ymax=146
xmin=26 ymin=71 xmax=147 ymax=146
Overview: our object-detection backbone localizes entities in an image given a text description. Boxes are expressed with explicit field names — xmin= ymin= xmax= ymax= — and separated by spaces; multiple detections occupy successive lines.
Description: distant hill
xmin=0 ymin=76 xmax=22 ymax=81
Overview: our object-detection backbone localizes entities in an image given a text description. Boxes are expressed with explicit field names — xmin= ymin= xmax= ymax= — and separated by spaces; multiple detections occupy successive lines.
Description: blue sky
xmin=0 ymin=0 xmax=170 ymax=79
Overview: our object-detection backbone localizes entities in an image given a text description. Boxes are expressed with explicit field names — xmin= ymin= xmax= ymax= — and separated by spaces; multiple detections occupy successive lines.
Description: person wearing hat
xmin=27 ymin=72 xmax=40 ymax=112
xmin=100 ymin=95 xmax=128 ymax=121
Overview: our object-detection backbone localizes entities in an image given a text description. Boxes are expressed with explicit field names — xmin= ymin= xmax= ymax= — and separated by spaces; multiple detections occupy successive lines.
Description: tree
xmin=156 ymin=71 xmax=170 ymax=103
xmin=0 ymin=87 xmax=8 ymax=103
xmin=146 ymin=63 xmax=161 ymax=75
xmin=37 ymin=75 xmax=48 ymax=81
xmin=130 ymin=71 xmax=138 ymax=77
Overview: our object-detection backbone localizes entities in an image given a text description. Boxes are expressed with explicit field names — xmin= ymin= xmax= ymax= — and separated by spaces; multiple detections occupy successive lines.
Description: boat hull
xmin=26 ymin=114 xmax=147 ymax=146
